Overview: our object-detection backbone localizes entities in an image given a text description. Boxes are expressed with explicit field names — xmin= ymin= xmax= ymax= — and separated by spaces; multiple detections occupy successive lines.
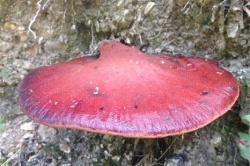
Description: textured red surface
xmin=18 ymin=41 xmax=239 ymax=138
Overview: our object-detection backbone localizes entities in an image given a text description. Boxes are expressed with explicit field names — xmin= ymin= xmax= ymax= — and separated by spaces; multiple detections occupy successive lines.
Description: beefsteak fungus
xmin=18 ymin=41 xmax=239 ymax=138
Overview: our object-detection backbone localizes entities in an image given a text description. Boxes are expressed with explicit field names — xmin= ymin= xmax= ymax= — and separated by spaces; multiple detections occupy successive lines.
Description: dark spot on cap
xmin=200 ymin=90 xmax=209 ymax=95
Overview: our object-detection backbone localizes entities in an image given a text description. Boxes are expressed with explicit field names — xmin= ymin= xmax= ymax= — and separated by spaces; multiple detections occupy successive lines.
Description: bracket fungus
xmin=18 ymin=41 xmax=239 ymax=138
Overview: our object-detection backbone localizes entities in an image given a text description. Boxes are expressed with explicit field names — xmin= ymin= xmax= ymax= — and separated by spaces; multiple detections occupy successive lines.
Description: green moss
xmin=43 ymin=144 xmax=63 ymax=159
xmin=0 ymin=67 xmax=10 ymax=78
xmin=0 ymin=158 xmax=12 ymax=166
xmin=152 ymin=38 xmax=159 ymax=46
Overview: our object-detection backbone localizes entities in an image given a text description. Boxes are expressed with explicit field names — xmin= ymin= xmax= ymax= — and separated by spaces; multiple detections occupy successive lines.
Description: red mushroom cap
xmin=18 ymin=41 xmax=239 ymax=138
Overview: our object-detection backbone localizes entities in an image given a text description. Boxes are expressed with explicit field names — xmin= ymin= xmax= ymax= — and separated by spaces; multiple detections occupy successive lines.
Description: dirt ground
xmin=0 ymin=0 xmax=249 ymax=165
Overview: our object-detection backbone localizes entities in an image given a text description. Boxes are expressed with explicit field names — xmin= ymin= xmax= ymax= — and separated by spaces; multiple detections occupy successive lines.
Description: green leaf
xmin=243 ymin=115 xmax=250 ymax=123
xmin=239 ymin=143 xmax=250 ymax=160
xmin=0 ymin=116 xmax=4 ymax=122
xmin=0 ymin=116 xmax=4 ymax=130
xmin=246 ymin=2 xmax=250 ymax=6
xmin=239 ymin=132 xmax=249 ymax=141
xmin=238 ymin=132 xmax=250 ymax=160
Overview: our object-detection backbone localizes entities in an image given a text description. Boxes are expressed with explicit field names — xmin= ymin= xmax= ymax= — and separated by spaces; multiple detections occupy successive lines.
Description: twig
xmin=233 ymin=146 xmax=237 ymax=166
xmin=150 ymin=137 xmax=177 ymax=165
xmin=42 ymin=0 xmax=51 ymax=10
xmin=28 ymin=0 xmax=51 ymax=39
xmin=1 ymin=149 xmax=21 ymax=166
xmin=28 ymin=0 xmax=43 ymax=39
xmin=61 ymin=0 xmax=67 ymax=30
xmin=181 ymin=0 xmax=191 ymax=14
xmin=89 ymin=23 xmax=97 ymax=54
